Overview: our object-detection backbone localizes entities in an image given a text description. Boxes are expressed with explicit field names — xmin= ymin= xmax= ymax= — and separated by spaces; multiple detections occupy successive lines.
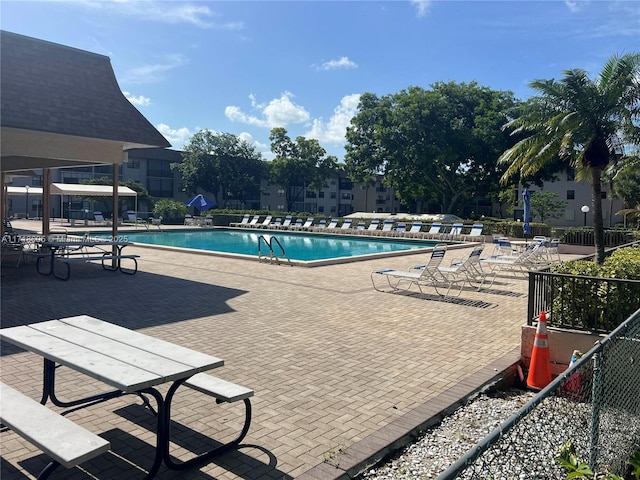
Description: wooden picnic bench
xmin=0 ymin=381 xmax=110 ymax=480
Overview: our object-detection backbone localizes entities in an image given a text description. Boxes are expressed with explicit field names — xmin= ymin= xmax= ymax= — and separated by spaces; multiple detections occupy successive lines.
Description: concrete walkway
xmin=0 ymin=221 xmax=573 ymax=479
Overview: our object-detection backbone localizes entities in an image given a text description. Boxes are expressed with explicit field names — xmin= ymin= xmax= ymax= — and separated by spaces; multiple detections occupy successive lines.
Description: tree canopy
xmin=344 ymin=82 xmax=519 ymax=214
xmin=173 ymin=130 xmax=264 ymax=209
xmin=499 ymin=53 xmax=640 ymax=263
xmin=268 ymin=127 xmax=339 ymax=211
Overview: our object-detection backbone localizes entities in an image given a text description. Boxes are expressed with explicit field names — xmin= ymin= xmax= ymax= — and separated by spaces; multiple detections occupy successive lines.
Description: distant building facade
xmin=7 ymin=147 xmax=625 ymax=227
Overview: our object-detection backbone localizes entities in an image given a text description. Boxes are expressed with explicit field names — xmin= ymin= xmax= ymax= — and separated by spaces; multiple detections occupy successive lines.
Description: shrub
xmin=550 ymin=246 xmax=640 ymax=331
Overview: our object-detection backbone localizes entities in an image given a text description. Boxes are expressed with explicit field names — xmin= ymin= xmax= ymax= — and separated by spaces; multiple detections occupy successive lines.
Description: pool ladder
xmin=257 ymin=235 xmax=291 ymax=266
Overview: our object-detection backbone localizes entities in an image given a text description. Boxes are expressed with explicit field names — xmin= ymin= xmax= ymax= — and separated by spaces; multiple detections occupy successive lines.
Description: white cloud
xmin=225 ymin=92 xmax=310 ymax=128
xmin=66 ymin=0 xmax=243 ymax=29
xmin=410 ymin=0 xmax=433 ymax=17
xmin=122 ymin=91 xmax=151 ymax=107
xmin=564 ymin=0 xmax=581 ymax=13
xmin=123 ymin=54 xmax=189 ymax=84
xmin=238 ymin=132 xmax=269 ymax=151
xmin=155 ymin=123 xmax=193 ymax=149
xmin=318 ymin=56 xmax=358 ymax=71
xmin=305 ymin=94 xmax=361 ymax=145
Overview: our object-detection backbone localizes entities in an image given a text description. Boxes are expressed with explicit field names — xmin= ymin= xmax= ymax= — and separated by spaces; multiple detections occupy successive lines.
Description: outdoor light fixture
xmin=24 ymin=184 xmax=30 ymax=219
xmin=581 ymin=205 xmax=590 ymax=226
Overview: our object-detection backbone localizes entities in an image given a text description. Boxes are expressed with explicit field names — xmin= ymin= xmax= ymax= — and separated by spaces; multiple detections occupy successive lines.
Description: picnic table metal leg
xmin=36 ymin=459 xmax=61 ymax=480
xmin=40 ymin=359 xmax=123 ymax=408
xmin=138 ymin=387 xmax=165 ymax=480
xmin=160 ymin=379 xmax=252 ymax=470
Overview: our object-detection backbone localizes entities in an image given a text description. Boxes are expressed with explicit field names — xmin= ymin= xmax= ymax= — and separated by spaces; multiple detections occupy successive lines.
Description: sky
xmin=1 ymin=1 xmax=638 ymax=161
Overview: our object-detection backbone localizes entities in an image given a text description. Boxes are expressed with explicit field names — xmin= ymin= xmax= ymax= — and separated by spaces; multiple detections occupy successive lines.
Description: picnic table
xmin=0 ymin=315 xmax=252 ymax=478
xmin=35 ymin=237 xmax=139 ymax=280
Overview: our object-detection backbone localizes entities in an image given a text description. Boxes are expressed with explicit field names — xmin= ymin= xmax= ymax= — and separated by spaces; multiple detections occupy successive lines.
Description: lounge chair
xmin=127 ymin=210 xmax=146 ymax=226
xmin=278 ymin=215 xmax=293 ymax=229
xmin=432 ymin=244 xmax=495 ymax=290
xmin=393 ymin=223 xmax=407 ymax=236
xmin=463 ymin=224 xmax=484 ymax=242
xmin=203 ymin=215 xmax=213 ymax=227
xmin=1 ymin=231 xmax=25 ymax=267
xmin=184 ymin=214 xmax=196 ymax=226
xmin=371 ymin=244 xmax=448 ymax=294
xmin=379 ymin=219 xmax=394 ymax=236
xmin=355 ymin=221 xmax=366 ymax=232
xmin=366 ymin=220 xmax=381 ymax=234
xmin=269 ymin=217 xmax=283 ymax=229
xmin=312 ymin=219 xmax=328 ymax=231
xmin=324 ymin=218 xmax=339 ymax=230
xmin=290 ymin=218 xmax=303 ymax=230
xmin=480 ymin=243 xmax=547 ymax=274
xmin=230 ymin=214 xmax=250 ymax=227
xmin=406 ymin=222 xmax=423 ymax=238
xmin=93 ymin=211 xmax=109 ymax=226
xmin=339 ymin=219 xmax=353 ymax=231
xmin=245 ymin=215 xmax=261 ymax=228
xmin=257 ymin=215 xmax=273 ymax=228
xmin=424 ymin=223 xmax=442 ymax=239
xmin=293 ymin=217 xmax=314 ymax=231
xmin=446 ymin=223 xmax=464 ymax=240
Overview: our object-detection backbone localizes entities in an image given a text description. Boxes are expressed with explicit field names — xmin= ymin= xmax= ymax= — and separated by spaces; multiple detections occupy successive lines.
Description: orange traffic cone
xmin=527 ymin=311 xmax=552 ymax=390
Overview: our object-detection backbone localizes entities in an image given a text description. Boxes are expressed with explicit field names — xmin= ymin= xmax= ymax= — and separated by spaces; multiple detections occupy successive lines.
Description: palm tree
xmin=498 ymin=53 xmax=640 ymax=264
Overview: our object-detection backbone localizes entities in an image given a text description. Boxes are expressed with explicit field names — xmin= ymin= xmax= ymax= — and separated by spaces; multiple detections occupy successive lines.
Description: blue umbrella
xmin=185 ymin=194 xmax=217 ymax=213
xmin=522 ymin=189 xmax=531 ymax=237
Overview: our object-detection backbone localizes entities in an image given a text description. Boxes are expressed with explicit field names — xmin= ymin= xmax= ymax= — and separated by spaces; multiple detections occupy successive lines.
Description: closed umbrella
xmin=185 ymin=194 xmax=217 ymax=214
xmin=522 ymin=189 xmax=531 ymax=238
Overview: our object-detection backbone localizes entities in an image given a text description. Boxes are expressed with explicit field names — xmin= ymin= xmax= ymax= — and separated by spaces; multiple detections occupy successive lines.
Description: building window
xmin=127 ymin=158 xmax=140 ymax=169
xmin=147 ymin=178 xmax=173 ymax=198
xmin=341 ymin=192 xmax=351 ymax=200
xmin=567 ymin=190 xmax=575 ymax=200
xmin=330 ymin=192 xmax=336 ymax=199
xmin=318 ymin=205 xmax=325 ymax=213
xmin=330 ymin=206 xmax=336 ymax=212
xmin=567 ymin=170 xmax=575 ymax=182
xmin=318 ymin=191 xmax=325 ymax=198
xmin=601 ymin=192 xmax=607 ymax=199
xmin=148 ymin=159 xmax=172 ymax=178
xmin=306 ymin=190 xmax=317 ymax=198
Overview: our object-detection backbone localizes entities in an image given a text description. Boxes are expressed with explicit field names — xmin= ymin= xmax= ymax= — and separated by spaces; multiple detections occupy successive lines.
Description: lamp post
xmin=24 ymin=185 xmax=30 ymax=219
xmin=581 ymin=205 xmax=590 ymax=226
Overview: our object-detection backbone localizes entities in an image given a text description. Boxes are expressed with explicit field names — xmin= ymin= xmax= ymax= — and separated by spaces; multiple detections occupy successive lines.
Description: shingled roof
xmin=0 ymin=31 xmax=171 ymax=171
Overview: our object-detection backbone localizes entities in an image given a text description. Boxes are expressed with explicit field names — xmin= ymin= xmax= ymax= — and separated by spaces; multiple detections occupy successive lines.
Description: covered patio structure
xmin=0 ymin=30 xmax=170 ymax=238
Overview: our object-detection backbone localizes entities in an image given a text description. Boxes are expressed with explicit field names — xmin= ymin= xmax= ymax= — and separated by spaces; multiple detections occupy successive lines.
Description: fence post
xmin=589 ymin=349 xmax=602 ymax=469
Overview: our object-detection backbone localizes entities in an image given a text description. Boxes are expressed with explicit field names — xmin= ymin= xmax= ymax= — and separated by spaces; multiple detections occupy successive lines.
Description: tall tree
xmin=344 ymin=82 xmax=518 ymax=214
xmin=268 ymin=127 xmax=339 ymax=211
xmin=499 ymin=53 xmax=640 ymax=263
xmin=530 ymin=191 xmax=567 ymax=223
xmin=173 ymin=130 xmax=264 ymax=208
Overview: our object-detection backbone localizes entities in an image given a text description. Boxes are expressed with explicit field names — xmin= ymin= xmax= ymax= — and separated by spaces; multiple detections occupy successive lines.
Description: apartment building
xmin=7 ymin=147 xmax=623 ymax=227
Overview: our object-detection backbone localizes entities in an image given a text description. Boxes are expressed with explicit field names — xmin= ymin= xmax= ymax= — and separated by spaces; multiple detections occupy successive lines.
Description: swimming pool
xmin=112 ymin=229 xmax=447 ymax=265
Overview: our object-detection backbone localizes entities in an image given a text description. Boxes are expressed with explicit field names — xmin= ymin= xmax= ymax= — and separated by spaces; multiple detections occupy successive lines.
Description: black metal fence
xmin=527 ymin=270 xmax=640 ymax=333
xmin=436 ymin=309 xmax=640 ymax=479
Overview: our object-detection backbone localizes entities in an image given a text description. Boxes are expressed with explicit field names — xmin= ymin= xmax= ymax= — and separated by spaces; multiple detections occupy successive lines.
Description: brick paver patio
xmin=1 ymin=221 xmax=570 ymax=479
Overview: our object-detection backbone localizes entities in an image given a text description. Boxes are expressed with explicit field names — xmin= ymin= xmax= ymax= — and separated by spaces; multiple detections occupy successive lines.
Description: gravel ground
xmin=359 ymin=387 xmax=536 ymax=479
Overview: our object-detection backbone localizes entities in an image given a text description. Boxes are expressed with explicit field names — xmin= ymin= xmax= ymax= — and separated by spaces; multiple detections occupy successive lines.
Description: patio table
xmin=36 ymin=238 xmax=137 ymax=280
xmin=0 ymin=315 xmax=224 ymax=479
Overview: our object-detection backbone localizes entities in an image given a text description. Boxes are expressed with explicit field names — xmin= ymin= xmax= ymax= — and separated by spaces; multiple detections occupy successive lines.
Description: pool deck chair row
xmin=371 ymin=243 xmax=498 ymax=298
xmin=228 ymin=216 xmax=486 ymax=241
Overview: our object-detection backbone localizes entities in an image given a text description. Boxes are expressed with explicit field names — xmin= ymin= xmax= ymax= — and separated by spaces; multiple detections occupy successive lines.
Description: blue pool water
xmin=113 ymin=229 xmax=440 ymax=262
